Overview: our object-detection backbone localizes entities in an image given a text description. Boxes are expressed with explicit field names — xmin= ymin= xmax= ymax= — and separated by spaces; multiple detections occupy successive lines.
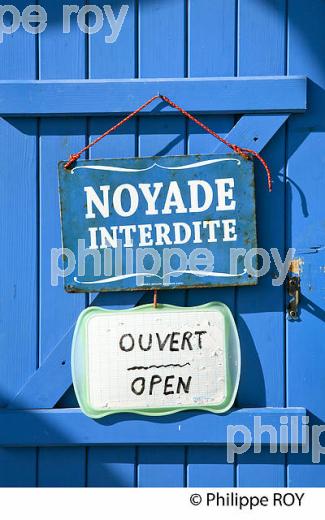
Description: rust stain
xmin=289 ymin=258 xmax=304 ymax=275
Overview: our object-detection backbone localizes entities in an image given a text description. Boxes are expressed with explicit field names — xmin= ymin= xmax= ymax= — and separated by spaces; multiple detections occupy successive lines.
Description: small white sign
xmin=86 ymin=308 xmax=227 ymax=412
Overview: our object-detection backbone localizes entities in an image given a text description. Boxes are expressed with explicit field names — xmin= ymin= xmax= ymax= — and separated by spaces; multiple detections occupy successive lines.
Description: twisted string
xmin=64 ymin=93 xmax=272 ymax=191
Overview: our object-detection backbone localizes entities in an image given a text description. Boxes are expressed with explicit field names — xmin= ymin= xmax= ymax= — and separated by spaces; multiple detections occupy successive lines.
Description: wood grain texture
xmin=37 ymin=0 xmax=87 ymax=487
xmin=0 ymin=77 xmax=307 ymax=115
xmin=187 ymin=0 xmax=237 ymax=488
xmin=86 ymin=1 xmax=138 ymax=486
xmin=0 ymin=408 xmax=307 ymax=446
xmin=0 ymin=0 xmax=322 ymax=488
xmin=0 ymin=0 xmax=37 ymax=486
xmin=286 ymin=0 xmax=325 ymax=486
xmin=137 ymin=0 xmax=187 ymax=487
xmin=236 ymin=0 xmax=287 ymax=486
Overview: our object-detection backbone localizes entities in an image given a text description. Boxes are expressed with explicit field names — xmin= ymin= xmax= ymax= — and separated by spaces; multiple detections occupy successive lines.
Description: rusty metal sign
xmin=58 ymin=153 xmax=257 ymax=292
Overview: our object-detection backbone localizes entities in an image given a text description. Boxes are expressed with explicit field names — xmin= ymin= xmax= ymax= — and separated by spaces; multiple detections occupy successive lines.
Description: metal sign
xmin=72 ymin=303 xmax=241 ymax=418
xmin=58 ymin=153 xmax=257 ymax=292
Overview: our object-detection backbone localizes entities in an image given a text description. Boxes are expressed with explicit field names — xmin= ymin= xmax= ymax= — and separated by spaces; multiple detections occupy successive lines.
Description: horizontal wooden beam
xmin=0 ymin=408 xmax=307 ymax=446
xmin=0 ymin=76 xmax=306 ymax=116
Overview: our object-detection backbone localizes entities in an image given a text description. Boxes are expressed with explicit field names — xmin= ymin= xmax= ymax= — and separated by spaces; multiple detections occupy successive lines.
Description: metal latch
xmin=287 ymin=259 xmax=302 ymax=320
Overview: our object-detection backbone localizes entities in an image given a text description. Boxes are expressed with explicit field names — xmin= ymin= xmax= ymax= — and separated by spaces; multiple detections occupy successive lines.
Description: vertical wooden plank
xmin=238 ymin=0 xmax=286 ymax=75
xmin=137 ymin=0 xmax=187 ymax=487
xmin=236 ymin=0 xmax=287 ymax=486
xmin=138 ymin=447 xmax=185 ymax=488
xmin=87 ymin=447 xmax=136 ymax=487
xmin=187 ymin=0 xmax=236 ymax=487
xmin=0 ymin=118 xmax=37 ymax=406
xmin=37 ymin=0 xmax=87 ymax=487
xmin=86 ymin=118 xmax=137 ymax=486
xmin=287 ymin=0 xmax=325 ymax=486
xmin=0 ymin=0 xmax=36 ymax=79
xmin=39 ymin=0 xmax=86 ymax=79
xmin=188 ymin=0 xmax=236 ymax=77
xmin=86 ymin=0 xmax=137 ymax=487
xmin=139 ymin=0 xmax=185 ymax=78
xmin=38 ymin=448 xmax=85 ymax=487
xmin=0 ymin=0 xmax=37 ymax=486
xmin=187 ymin=447 xmax=234 ymax=488
xmin=0 ymin=449 xmax=37 ymax=487
xmin=237 ymin=450 xmax=286 ymax=487
xmin=89 ymin=0 xmax=135 ymax=78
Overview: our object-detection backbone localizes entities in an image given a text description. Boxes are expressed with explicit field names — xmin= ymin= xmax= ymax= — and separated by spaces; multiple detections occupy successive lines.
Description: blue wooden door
xmin=0 ymin=0 xmax=324 ymax=487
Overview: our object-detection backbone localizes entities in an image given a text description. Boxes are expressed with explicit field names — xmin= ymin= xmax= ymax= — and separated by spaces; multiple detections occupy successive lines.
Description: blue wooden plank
xmin=188 ymin=0 xmax=236 ymax=77
xmin=187 ymin=447 xmax=234 ymax=487
xmin=89 ymin=0 xmax=135 ymax=79
xmin=87 ymin=447 xmax=136 ymax=487
xmin=0 ymin=448 xmax=36 ymax=487
xmin=0 ymin=77 xmax=307 ymax=116
xmin=138 ymin=447 xmax=185 ymax=487
xmin=39 ymin=120 xmax=87 ymax=364
xmin=236 ymin=0 xmax=288 ymax=486
xmin=40 ymin=0 xmax=86 ymax=79
xmin=237 ymin=0 xmax=288 ymax=381
xmin=286 ymin=0 xmax=325 ymax=487
xmin=237 ymin=449 xmax=286 ymax=487
xmin=37 ymin=2 xmax=88 ymax=487
xmin=86 ymin=12 xmax=139 ymax=485
xmin=0 ymin=0 xmax=37 ymax=486
xmin=139 ymin=0 xmax=185 ymax=78
xmin=38 ymin=448 xmax=86 ymax=487
xmin=137 ymin=0 xmax=186 ymax=487
xmin=238 ymin=0 xmax=286 ymax=76
xmin=214 ymin=114 xmax=289 ymax=155
xmin=0 ymin=408 xmax=307 ymax=446
xmin=0 ymin=118 xmax=38 ymax=404
xmin=187 ymin=0 xmax=237 ymax=488
xmin=0 ymin=0 xmax=36 ymax=79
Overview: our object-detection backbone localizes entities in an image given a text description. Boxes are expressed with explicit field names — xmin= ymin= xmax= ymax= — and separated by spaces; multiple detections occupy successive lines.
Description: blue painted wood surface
xmin=286 ymin=0 xmax=325 ymax=487
xmin=0 ymin=0 xmax=37 ymax=487
xmin=186 ymin=0 xmax=237 ymax=487
xmin=136 ymin=3 xmax=188 ymax=483
xmin=36 ymin=0 xmax=88 ymax=488
xmin=235 ymin=0 xmax=288 ymax=486
xmin=0 ymin=77 xmax=307 ymax=116
xmin=87 ymin=4 xmax=139 ymax=485
xmin=0 ymin=408 xmax=307 ymax=446
xmin=0 ymin=0 xmax=323 ymax=488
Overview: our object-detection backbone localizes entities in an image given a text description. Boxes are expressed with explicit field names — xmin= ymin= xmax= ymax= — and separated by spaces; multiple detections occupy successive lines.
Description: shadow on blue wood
xmin=0 ymin=408 xmax=307 ymax=446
